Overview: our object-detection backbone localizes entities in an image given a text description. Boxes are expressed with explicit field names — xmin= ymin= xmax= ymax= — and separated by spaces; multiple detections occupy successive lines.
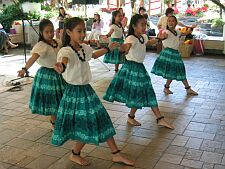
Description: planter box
xmin=179 ymin=43 xmax=193 ymax=58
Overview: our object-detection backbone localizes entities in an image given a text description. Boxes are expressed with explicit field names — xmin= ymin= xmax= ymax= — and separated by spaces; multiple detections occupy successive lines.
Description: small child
xmin=103 ymin=10 xmax=125 ymax=72
xmin=151 ymin=16 xmax=198 ymax=95
xmin=18 ymin=19 xmax=65 ymax=130
xmin=103 ymin=14 xmax=174 ymax=129
xmin=52 ymin=17 xmax=134 ymax=166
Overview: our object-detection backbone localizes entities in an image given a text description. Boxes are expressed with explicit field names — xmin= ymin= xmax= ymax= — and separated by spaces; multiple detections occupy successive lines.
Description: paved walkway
xmin=0 ymin=48 xmax=225 ymax=169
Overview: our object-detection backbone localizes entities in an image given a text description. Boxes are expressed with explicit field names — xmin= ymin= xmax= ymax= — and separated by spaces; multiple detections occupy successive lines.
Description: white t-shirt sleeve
xmin=83 ymin=44 xmax=94 ymax=61
xmin=125 ymin=35 xmax=136 ymax=47
xmin=31 ymin=42 xmax=48 ymax=57
xmin=57 ymin=47 xmax=72 ymax=62
xmin=110 ymin=24 xmax=116 ymax=31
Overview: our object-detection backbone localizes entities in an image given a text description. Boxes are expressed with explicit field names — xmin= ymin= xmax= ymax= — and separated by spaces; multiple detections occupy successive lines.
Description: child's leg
xmin=107 ymin=137 xmax=134 ymax=166
xmin=115 ymin=64 xmax=119 ymax=72
xmin=70 ymin=141 xmax=90 ymax=166
xmin=164 ymin=79 xmax=173 ymax=94
xmin=7 ymin=40 xmax=18 ymax=48
xmin=127 ymin=108 xmax=141 ymax=126
xmin=182 ymin=79 xmax=198 ymax=95
xmin=50 ymin=115 xmax=56 ymax=130
xmin=151 ymin=107 xmax=174 ymax=129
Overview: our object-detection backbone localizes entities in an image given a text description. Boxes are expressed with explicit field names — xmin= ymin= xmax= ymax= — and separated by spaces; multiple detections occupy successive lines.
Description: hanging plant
xmin=19 ymin=0 xmax=44 ymax=3
xmin=164 ymin=0 xmax=173 ymax=6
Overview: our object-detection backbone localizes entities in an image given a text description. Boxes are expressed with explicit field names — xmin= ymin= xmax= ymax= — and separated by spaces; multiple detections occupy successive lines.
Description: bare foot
xmin=10 ymin=44 xmax=18 ymax=49
xmin=112 ymin=152 xmax=134 ymax=166
xmin=158 ymin=118 xmax=174 ymax=129
xmin=69 ymin=154 xmax=90 ymax=166
xmin=164 ymin=88 xmax=173 ymax=94
xmin=127 ymin=118 xmax=141 ymax=126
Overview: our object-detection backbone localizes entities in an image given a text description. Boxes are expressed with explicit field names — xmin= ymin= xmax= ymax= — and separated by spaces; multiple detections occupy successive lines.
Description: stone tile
xmin=154 ymin=161 xmax=184 ymax=169
xmin=187 ymin=122 xmax=206 ymax=132
xmin=202 ymin=163 xmax=214 ymax=169
xmin=181 ymin=159 xmax=203 ymax=168
xmin=6 ymin=138 xmax=35 ymax=150
xmin=22 ymin=143 xmax=51 ymax=158
xmin=0 ymin=129 xmax=22 ymax=144
xmin=88 ymin=147 xmax=112 ymax=160
xmin=160 ymin=153 xmax=183 ymax=165
xmin=171 ymin=135 xmax=189 ymax=146
xmin=185 ymin=137 xmax=203 ymax=149
xmin=0 ymin=146 xmax=26 ymax=165
xmin=25 ymin=154 xmax=58 ymax=169
xmin=214 ymin=164 xmax=225 ymax=169
xmin=127 ymin=136 xmax=151 ymax=146
xmin=18 ymin=128 xmax=49 ymax=141
xmin=0 ymin=162 xmax=12 ymax=169
xmin=183 ymin=130 xmax=215 ymax=140
xmin=200 ymin=140 xmax=222 ymax=152
xmin=184 ymin=149 xmax=203 ymax=160
xmin=200 ymin=151 xmax=223 ymax=164
xmin=122 ymin=144 xmax=145 ymax=159
xmin=166 ymin=146 xmax=187 ymax=156
xmin=16 ymin=156 xmax=35 ymax=168
xmin=44 ymin=146 xmax=69 ymax=158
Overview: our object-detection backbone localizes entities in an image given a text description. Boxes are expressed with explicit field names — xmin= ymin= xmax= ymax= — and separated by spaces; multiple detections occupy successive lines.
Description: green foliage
xmin=19 ymin=0 xmax=44 ymax=3
xmin=41 ymin=4 xmax=52 ymax=11
xmin=0 ymin=4 xmax=26 ymax=32
xmin=163 ymin=0 xmax=173 ymax=5
xmin=26 ymin=11 xmax=41 ymax=20
xmin=212 ymin=18 xmax=225 ymax=28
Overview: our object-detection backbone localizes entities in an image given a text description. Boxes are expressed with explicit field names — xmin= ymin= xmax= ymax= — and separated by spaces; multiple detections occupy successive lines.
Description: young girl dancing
xmin=103 ymin=10 xmax=125 ymax=72
xmin=52 ymin=17 xmax=134 ymax=166
xmin=18 ymin=19 xmax=65 ymax=130
xmin=103 ymin=14 xmax=174 ymax=129
xmin=151 ymin=16 xmax=198 ymax=95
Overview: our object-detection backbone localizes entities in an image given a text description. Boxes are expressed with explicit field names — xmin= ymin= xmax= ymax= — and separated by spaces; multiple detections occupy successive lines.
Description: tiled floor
xmin=1 ymin=48 xmax=225 ymax=169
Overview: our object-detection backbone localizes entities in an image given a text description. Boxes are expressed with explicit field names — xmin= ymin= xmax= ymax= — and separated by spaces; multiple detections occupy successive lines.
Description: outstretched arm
xmin=18 ymin=53 xmax=40 ymax=77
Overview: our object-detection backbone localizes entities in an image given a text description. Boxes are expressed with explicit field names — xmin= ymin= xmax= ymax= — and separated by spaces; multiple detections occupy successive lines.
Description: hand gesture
xmin=54 ymin=62 xmax=64 ymax=74
xmin=108 ymin=42 xmax=120 ymax=51
xmin=18 ymin=69 xmax=25 ymax=78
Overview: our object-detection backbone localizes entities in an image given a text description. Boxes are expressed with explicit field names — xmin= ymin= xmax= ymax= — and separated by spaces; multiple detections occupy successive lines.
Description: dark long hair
xmin=127 ymin=14 xmax=144 ymax=37
xmin=111 ymin=10 xmax=122 ymax=27
xmin=38 ymin=19 xmax=54 ymax=42
xmin=93 ymin=14 xmax=101 ymax=23
xmin=62 ymin=17 xmax=85 ymax=47
xmin=166 ymin=15 xmax=178 ymax=30
xmin=59 ymin=7 xmax=66 ymax=17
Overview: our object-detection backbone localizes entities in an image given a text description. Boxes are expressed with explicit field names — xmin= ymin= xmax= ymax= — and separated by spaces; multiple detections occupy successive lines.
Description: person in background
xmin=56 ymin=7 xmax=72 ymax=40
xmin=0 ymin=23 xmax=18 ymax=54
xmin=139 ymin=7 xmax=146 ymax=15
xmin=119 ymin=8 xmax=128 ymax=29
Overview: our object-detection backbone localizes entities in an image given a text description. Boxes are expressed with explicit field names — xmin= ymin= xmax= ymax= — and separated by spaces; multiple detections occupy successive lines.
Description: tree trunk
xmin=210 ymin=0 xmax=225 ymax=11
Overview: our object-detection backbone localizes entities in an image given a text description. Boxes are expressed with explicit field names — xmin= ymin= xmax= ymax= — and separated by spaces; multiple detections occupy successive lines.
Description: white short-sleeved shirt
xmin=31 ymin=39 xmax=61 ymax=68
xmin=157 ymin=15 xmax=168 ymax=30
xmin=57 ymin=44 xmax=94 ymax=85
xmin=110 ymin=24 xmax=123 ymax=38
xmin=125 ymin=34 xmax=149 ymax=63
xmin=162 ymin=30 xmax=181 ymax=50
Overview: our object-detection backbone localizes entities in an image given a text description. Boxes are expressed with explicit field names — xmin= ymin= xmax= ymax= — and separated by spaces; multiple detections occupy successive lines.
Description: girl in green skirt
xmin=18 ymin=19 xmax=65 ymax=130
xmin=103 ymin=14 xmax=174 ymax=129
xmin=52 ymin=17 xmax=134 ymax=166
xmin=103 ymin=10 xmax=125 ymax=72
xmin=151 ymin=16 xmax=198 ymax=95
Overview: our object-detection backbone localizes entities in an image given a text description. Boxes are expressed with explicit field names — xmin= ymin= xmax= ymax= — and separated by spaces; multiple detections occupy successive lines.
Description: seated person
xmin=0 ymin=23 xmax=18 ymax=54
